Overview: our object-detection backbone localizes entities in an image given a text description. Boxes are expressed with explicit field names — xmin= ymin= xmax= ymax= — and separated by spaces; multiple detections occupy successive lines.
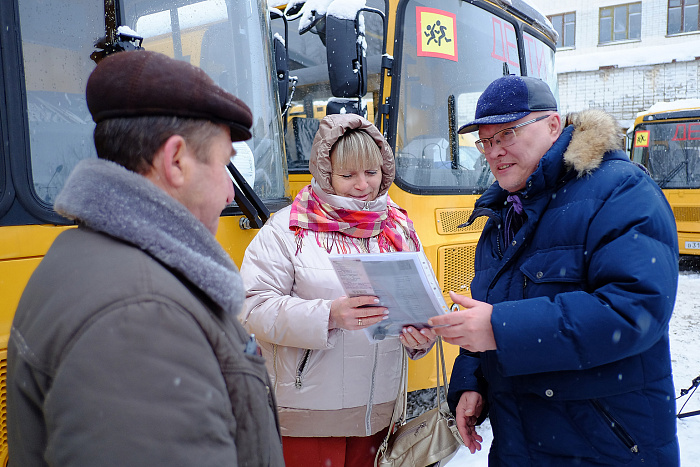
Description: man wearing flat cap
xmin=7 ymin=50 xmax=284 ymax=466
xmin=429 ymin=75 xmax=680 ymax=465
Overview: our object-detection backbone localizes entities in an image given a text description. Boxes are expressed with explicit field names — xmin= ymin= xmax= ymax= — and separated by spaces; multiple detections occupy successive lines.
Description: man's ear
xmin=547 ymin=113 xmax=562 ymax=140
xmin=151 ymin=135 xmax=188 ymax=190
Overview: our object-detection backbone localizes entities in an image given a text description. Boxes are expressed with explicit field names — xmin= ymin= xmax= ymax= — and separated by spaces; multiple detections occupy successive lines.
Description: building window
xmin=548 ymin=12 xmax=576 ymax=48
xmin=599 ymin=3 xmax=641 ymax=43
xmin=669 ymin=0 xmax=699 ymax=34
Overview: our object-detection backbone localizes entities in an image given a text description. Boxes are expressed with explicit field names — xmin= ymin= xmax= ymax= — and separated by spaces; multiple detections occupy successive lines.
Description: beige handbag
xmin=375 ymin=337 xmax=464 ymax=467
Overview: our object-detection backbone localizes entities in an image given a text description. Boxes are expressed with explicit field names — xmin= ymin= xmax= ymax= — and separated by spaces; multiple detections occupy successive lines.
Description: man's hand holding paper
xmin=428 ymin=291 xmax=497 ymax=352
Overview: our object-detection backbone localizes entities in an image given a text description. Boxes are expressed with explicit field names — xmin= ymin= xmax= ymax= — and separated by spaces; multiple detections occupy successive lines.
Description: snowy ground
xmin=443 ymin=266 xmax=700 ymax=466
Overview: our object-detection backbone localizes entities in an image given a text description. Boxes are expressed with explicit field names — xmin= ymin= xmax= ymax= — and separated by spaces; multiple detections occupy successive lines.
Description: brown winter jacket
xmin=7 ymin=159 xmax=284 ymax=466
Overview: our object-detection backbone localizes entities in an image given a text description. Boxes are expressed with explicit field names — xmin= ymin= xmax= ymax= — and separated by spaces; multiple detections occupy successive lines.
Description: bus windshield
xmin=393 ymin=0 xmax=557 ymax=194
xmin=631 ymin=120 xmax=700 ymax=189
xmin=20 ymin=0 xmax=286 ymax=206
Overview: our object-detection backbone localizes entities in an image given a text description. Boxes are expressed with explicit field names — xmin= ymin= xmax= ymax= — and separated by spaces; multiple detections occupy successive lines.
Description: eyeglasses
xmin=474 ymin=115 xmax=551 ymax=154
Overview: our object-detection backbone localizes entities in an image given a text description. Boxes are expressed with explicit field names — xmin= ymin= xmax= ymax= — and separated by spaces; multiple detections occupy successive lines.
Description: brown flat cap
xmin=86 ymin=50 xmax=252 ymax=141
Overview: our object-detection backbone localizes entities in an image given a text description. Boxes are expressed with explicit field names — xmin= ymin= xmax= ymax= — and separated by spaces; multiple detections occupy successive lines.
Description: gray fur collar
xmin=563 ymin=109 xmax=624 ymax=176
xmin=55 ymin=158 xmax=244 ymax=315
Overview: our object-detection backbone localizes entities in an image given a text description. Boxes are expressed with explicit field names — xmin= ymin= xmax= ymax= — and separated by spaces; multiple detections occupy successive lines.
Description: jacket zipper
xmin=295 ymin=349 xmax=312 ymax=389
xmin=496 ymin=224 xmax=503 ymax=259
xmin=592 ymin=400 xmax=639 ymax=454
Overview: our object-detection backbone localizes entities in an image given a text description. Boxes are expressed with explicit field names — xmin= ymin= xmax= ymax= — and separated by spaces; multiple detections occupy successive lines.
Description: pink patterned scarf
xmin=289 ymin=185 xmax=419 ymax=253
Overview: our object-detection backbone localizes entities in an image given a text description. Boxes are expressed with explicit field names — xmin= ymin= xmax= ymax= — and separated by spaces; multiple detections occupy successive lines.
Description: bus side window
xmin=18 ymin=0 xmax=102 ymax=205
xmin=289 ymin=117 xmax=319 ymax=170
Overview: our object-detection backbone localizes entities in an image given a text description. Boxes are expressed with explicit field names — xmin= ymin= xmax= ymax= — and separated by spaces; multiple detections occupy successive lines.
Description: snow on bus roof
xmin=639 ymin=99 xmax=700 ymax=117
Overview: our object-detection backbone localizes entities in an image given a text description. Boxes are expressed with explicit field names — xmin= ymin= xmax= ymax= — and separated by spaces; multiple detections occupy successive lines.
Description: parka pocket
xmin=518 ymin=396 xmax=638 ymax=464
xmin=520 ymin=247 xmax=586 ymax=299
xmin=295 ymin=349 xmax=312 ymax=389
xmin=591 ymin=399 xmax=640 ymax=455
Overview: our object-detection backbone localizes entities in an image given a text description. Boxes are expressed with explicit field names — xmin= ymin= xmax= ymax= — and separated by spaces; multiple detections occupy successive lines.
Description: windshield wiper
xmin=659 ymin=161 xmax=687 ymax=188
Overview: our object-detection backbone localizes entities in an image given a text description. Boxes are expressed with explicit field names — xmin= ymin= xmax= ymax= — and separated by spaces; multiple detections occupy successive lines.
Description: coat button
xmin=512 ymin=240 xmax=517 ymax=246
xmin=545 ymin=389 xmax=554 ymax=397
xmin=536 ymin=271 xmax=544 ymax=279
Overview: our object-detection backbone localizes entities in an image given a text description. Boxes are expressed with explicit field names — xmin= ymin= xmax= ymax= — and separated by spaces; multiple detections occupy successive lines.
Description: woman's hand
xmin=399 ymin=326 xmax=436 ymax=351
xmin=329 ymin=295 xmax=388 ymax=330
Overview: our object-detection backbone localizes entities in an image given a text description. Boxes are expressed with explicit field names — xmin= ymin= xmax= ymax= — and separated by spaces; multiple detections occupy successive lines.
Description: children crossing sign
xmin=635 ymin=130 xmax=650 ymax=147
xmin=416 ymin=7 xmax=458 ymax=62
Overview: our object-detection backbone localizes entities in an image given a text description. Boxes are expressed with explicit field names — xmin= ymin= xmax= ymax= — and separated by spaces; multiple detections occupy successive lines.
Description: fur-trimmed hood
xmin=562 ymin=108 xmax=624 ymax=176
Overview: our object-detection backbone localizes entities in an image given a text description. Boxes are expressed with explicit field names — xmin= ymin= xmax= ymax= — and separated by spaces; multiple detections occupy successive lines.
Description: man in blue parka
xmin=429 ymin=75 xmax=679 ymax=466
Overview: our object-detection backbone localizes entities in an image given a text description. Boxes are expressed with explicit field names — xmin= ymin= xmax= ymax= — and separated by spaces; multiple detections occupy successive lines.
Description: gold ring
xmin=358 ymin=318 xmax=363 ymax=326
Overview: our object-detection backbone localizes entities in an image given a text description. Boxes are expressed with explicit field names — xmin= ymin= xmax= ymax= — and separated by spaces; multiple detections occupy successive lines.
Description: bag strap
xmin=376 ymin=347 xmax=408 ymax=466
xmin=396 ymin=347 xmax=409 ymax=427
xmin=435 ymin=337 xmax=449 ymax=409
xmin=375 ymin=338 xmax=449 ymax=466
xmin=380 ymin=338 xmax=447 ymax=438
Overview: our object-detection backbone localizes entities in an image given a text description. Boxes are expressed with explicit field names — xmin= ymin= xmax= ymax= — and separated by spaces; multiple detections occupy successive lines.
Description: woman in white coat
xmin=240 ymin=114 xmax=435 ymax=467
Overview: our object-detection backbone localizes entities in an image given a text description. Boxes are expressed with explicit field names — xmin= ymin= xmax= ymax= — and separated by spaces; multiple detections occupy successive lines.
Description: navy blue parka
xmin=447 ymin=110 xmax=680 ymax=466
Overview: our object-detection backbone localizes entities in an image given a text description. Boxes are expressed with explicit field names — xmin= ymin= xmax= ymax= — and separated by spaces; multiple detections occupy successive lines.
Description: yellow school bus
xmin=630 ymin=100 xmax=700 ymax=257
xmin=0 ymin=0 xmax=288 ymax=463
xmin=272 ymin=0 xmax=558 ymax=390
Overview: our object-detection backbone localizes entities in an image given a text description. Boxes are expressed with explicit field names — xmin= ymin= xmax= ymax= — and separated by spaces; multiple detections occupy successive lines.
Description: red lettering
xmin=491 ymin=18 xmax=506 ymax=61
xmin=504 ymin=23 xmax=518 ymax=67
xmin=524 ymin=35 xmax=546 ymax=78
xmin=673 ymin=124 xmax=687 ymax=141
xmin=491 ymin=18 xmax=519 ymax=67
xmin=688 ymin=123 xmax=700 ymax=140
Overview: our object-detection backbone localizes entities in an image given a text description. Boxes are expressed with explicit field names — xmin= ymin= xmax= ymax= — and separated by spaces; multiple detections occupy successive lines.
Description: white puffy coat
xmin=240 ymin=186 xmax=426 ymax=437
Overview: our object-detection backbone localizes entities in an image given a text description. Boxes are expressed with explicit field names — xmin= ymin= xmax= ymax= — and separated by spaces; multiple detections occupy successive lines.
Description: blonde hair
xmin=330 ymin=129 xmax=382 ymax=171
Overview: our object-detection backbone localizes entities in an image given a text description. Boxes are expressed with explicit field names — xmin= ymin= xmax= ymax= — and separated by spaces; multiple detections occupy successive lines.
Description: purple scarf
xmin=504 ymin=194 xmax=526 ymax=246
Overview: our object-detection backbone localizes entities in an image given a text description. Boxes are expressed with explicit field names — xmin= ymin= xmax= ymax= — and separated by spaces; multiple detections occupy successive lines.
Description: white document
xmin=329 ymin=252 xmax=449 ymax=342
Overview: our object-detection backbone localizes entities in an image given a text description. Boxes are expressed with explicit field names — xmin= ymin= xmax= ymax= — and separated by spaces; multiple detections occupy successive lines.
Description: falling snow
xmin=444 ymin=268 xmax=700 ymax=465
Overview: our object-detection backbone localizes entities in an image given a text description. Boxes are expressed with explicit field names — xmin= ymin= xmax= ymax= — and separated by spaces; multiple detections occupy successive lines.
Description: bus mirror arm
xmin=227 ymin=163 xmax=270 ymax=229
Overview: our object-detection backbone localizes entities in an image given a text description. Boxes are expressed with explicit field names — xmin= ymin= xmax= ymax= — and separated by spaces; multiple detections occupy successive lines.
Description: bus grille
xmin=439 ymin=244 xmax=476 ymax=295
xmin=437 ymin=209 xmax=487 ymax=234
xmin=673 ymin=206 xmax=700 ymax=222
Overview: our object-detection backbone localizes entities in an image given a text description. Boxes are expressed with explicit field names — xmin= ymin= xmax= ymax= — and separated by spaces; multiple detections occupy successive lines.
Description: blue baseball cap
xmin=458 ymin=75 xmax=557 ymax=134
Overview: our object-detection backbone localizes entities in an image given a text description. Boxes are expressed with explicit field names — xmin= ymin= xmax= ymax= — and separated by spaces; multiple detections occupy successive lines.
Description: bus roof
xmin=632 ymin=99 xmax=700 ymax=125
xmin=638 ymin=99 xmax=700 ymax=118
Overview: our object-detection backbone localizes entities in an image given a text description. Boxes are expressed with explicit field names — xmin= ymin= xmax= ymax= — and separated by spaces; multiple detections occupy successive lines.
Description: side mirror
xmin=273 ymin=35 xmax=289 ymax=112
xmin=327 ymin=98 xmax=364 ymax=117
xmin=325 ymin=5 xmax=385 ymax=100
xmin=270 ymin=8 xmax=289 ymax=114
xmin=325 ymin=13 xmax=366 ymax=98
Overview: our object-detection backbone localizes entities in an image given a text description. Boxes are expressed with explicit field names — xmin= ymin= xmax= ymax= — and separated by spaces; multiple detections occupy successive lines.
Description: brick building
xmin=528 ymin=0 xmax=700 ymax=128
